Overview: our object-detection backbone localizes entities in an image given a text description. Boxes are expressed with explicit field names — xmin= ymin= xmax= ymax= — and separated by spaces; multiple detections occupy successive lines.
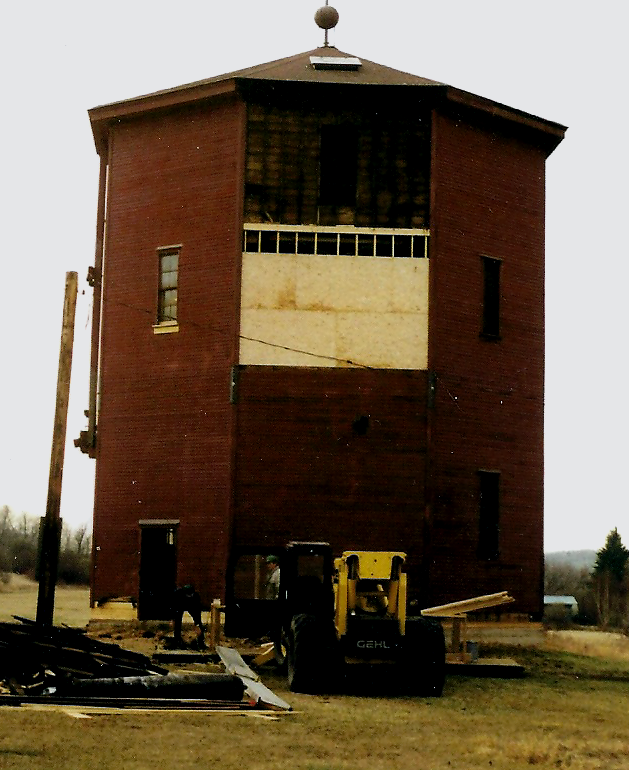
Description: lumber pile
xmin=0 ymin=617 xmax=289 ymax=712
xmin=421 ymin=592 xmax=517 ymax=665
xmin=0 ymin=616 xmax=165 ymax=692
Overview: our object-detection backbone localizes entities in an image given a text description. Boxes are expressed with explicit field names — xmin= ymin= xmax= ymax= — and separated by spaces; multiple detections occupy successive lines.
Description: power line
xmin=100 ymin=297 xmax=375 ymax=370
xmin=239 ymin=334 xmax=373 ymax=369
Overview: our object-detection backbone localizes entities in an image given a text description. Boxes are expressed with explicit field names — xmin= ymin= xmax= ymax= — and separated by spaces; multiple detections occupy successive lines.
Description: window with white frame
xmin=157 ymin=247 xmax=179 ymax=324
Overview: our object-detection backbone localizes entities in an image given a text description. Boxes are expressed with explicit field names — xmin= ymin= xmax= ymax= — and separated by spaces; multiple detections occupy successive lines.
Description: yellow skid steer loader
xmin=272 ymin=542 xmax=446 ymax=695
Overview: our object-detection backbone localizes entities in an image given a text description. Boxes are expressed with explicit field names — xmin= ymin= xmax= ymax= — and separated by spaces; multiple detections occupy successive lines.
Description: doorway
xmin=138 ymin=520 xmax=178 ymax=620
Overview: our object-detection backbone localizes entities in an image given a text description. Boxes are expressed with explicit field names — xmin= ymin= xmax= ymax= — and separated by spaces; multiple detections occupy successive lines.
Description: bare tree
xmin=73 ymin=524 xmax=90 ymax=556
xmin=0 ymin=505 xmax=91 ymax=584
xmin=592 ymin=571 xmax=611 ymax=629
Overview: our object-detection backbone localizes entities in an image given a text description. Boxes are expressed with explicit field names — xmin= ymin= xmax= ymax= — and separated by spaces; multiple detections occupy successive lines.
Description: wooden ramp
xmin=422 ymin=592 xmax=521 ymax=669
xmin=446 ymin=657 xmax=525 ymax=678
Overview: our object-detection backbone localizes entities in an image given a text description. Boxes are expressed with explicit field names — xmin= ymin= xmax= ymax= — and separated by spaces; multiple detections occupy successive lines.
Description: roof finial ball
xmin=315 ymin=4 xmax=339 ymax=47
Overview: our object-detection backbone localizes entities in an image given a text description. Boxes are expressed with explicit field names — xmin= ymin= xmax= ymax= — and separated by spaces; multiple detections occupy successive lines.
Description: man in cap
xmin=265 ymin=555 xmax=281 ymax=600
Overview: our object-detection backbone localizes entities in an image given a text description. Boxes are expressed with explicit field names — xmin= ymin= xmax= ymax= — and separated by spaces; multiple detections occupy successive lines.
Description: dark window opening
xmin=357 ymin=234 xmax=374 ymax=256
xmin=478 ymin=471 xmax=500 ymax=560
xmin=319 ymin=125 xmax=358 ymax=207
xmin=243 ymin=230 xmax=259 ymax=252
xmin=394 ymin=235 xmax=412 ymax=259
xmin=260 ymin=230 xmax=277 ymax=253
xmin=481 ymin=256 xmax=501 ymax=338
xmin=316 ymin=232 xmax=338 ymax=255
xmin=297 ymin=232 xmax=316 ymax=254
xmin=278 ymin=231 xmax=297 ymax=254
xmin=339 ymin=233 xmax=357 ymax=256
xmin=375 ymin=235 xmax=393 ymax=257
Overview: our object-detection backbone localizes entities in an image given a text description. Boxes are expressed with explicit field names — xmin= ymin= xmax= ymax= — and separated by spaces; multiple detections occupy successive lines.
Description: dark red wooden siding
xmin=426 ymin=108 xmax=546 ymax=615
xmin=90 ymin=87 xmax=550 ymax=618
xmin=233 ymin=367 xmax=431 ymax=601
xmin=92 ymin=98 xmax=245 ymax=606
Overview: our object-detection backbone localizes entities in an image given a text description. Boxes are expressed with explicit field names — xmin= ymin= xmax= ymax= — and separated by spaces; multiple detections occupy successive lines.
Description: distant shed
xmin=544 ymin=595 xmax=579 ymax=621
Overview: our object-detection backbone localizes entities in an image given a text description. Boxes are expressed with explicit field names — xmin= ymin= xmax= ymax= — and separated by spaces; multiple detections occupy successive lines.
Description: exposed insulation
xmin=244 ymin=102 xmax=430 ymax=228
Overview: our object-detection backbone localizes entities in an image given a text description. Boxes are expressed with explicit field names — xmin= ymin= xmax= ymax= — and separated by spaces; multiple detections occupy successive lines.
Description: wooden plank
xmin=1 ymin=704 xmax=284 ymax=719
xmin=445 ymin=658 xmax=525 ymax=678
xmin=252 ymin=642 xmax=275 ymax=667
xmin=421 ymin=592 xmax=515 ymax=618
xmin=0 ymin=694 xmax=250 ymax=709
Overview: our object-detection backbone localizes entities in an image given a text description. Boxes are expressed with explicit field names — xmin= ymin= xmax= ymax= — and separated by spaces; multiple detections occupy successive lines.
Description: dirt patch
xmin=463 ymin=622 xmax=546 ymax=647
xmin=545 ymin=629 xmax=629 ymax=662
xmin=0 ymin=580 xmax=262 ymax=658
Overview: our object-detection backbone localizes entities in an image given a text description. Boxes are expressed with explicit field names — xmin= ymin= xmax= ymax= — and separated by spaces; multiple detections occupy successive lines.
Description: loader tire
xmin=273 ymin=629 xmax=288 ymax=670
xmin=287 ymin=613 xmax=339 ymax=694
xmin=403 ymin=616 xmax=446 ymax=697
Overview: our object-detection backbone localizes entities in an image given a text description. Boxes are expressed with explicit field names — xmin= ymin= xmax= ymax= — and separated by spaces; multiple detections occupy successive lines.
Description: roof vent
xmin=310 ymin=56 xmax=362 ymax=71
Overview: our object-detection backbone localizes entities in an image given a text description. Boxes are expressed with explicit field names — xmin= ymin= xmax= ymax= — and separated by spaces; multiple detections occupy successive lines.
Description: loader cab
xmin=224 ymin=548 xmax=282 ymax=638
xmin=224 ymin=542 xmax=335 ymax=638
xmin=277 ymin=541 xmax=336 ymax=625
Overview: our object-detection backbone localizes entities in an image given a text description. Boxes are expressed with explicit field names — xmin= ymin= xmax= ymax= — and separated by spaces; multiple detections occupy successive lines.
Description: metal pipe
xmin=79 ymin=149 xmax=107 ymax=456
xmin=63 ymin=672 xmax=245 ymax=700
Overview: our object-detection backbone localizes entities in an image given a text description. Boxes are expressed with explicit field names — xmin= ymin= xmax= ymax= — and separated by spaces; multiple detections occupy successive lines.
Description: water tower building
xmin=80 ymin=16 xmax=565 ymax=622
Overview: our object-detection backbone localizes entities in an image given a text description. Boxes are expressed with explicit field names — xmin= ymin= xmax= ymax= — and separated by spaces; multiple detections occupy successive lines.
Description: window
xmin=319 ymin=124 xmax=358 ymax=207
xmin=242 ymin=224 xmax=428 ymax=258
xmin=478 ymin=470 xmax=500 ymax=560
xmin=157 ymin=247 xmax=179 ymax=324
xmin=481 ymin=256 xmax=501 ymax=338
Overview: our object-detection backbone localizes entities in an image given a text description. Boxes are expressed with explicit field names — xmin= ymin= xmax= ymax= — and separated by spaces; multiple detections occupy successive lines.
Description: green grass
xmin=2 ymin=647 xmax=629 ymax=770
xmin=482 ymin=642 xmax=629 ymax=683
xmin=2 ymin=585 xmax=629 ymax=768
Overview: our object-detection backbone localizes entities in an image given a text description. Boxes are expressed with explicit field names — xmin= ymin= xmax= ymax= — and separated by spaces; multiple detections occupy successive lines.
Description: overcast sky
xmin=1 ymin=0 xmax=626 ymax=553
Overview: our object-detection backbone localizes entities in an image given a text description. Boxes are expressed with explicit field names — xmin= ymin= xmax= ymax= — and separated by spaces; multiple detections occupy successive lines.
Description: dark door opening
xmin=138 ymin=521 xmax=178 ymax=620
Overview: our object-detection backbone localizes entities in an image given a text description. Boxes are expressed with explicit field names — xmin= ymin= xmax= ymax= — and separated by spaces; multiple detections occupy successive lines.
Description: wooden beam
xmin=36 ymin=272 xmax=78 ymax=627
xmin=421 ymin=592 xmax=514 ymax=618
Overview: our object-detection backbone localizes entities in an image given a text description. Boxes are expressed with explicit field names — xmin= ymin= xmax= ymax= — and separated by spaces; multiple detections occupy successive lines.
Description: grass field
xmin=0 ymin=575 xmax=90 ymax=626
xmin=1 ymin=581 xmax=629 ymax=770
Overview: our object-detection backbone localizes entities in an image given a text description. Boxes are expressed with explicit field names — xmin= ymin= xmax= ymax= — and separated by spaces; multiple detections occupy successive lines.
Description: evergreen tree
xmin=593 ymin=528 xmax=629 ymax=582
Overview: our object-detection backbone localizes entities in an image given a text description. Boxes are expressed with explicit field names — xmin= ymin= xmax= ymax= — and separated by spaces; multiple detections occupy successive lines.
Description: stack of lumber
xmin=0 ymin=616 xmax=165 ymax=684
xmin=0 ymin=617 xmax=290 ymax=712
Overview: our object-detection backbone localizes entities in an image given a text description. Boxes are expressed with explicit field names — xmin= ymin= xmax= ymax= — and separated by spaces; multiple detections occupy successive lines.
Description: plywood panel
xmin=240 ymin=253 xmax=428 ymax=369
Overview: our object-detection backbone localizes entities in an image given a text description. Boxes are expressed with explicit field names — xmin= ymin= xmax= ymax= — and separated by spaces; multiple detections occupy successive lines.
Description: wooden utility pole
xmin=36 ymin=271 xmax=78 ymax=626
